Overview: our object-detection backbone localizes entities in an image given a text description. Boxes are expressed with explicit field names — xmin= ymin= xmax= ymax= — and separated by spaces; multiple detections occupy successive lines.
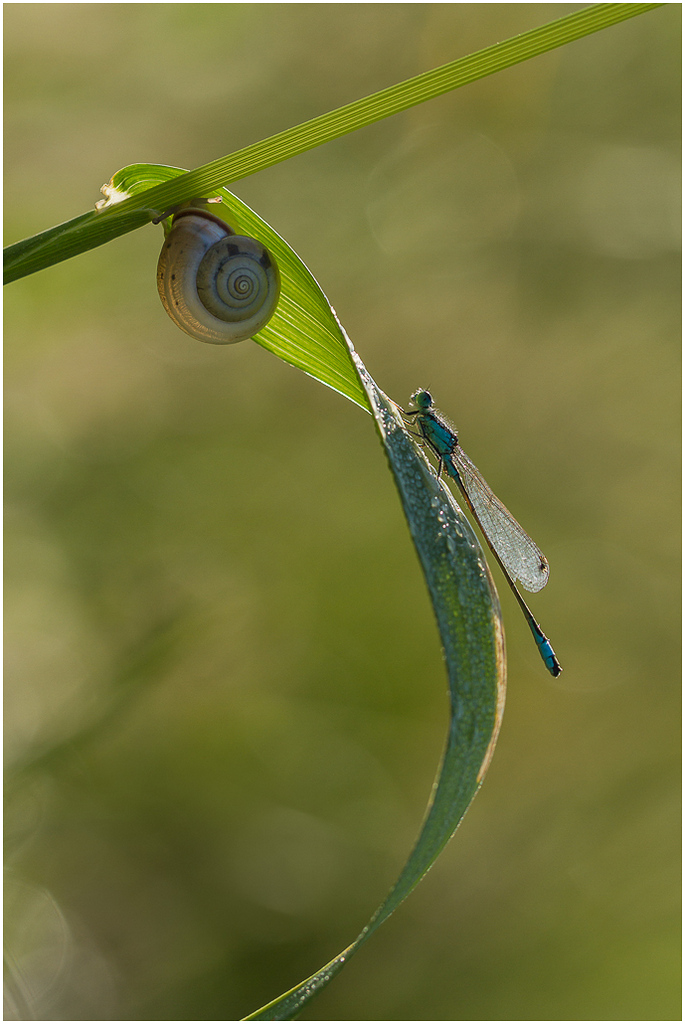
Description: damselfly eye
xmin=411 ymin=389 xmax=433 ymax=410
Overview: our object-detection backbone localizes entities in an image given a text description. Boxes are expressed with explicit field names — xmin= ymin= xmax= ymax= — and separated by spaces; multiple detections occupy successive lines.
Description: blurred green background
xmin=4 ymin=4 xmax=680 ymax=1020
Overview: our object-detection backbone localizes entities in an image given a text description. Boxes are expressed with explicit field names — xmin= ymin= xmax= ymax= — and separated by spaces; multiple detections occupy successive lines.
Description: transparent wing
xmin=448 ymin=446 xmax=549 ymax=593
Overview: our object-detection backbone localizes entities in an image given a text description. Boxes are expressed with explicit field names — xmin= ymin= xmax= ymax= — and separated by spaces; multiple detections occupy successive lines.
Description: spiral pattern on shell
xmin=157 ymin=208 xmax=280 ymax=345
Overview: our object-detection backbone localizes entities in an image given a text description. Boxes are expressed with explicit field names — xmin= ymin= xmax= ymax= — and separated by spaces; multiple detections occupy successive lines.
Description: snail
xmin=157 ymin=205 xmax=280 ymax=344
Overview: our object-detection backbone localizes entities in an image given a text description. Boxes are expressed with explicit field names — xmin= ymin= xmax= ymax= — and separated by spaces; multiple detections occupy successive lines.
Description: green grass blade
xmin=4 ymin=3 xmax=663 ymax=284
xmin=243 ymin=368 xmax=506 ymax=1020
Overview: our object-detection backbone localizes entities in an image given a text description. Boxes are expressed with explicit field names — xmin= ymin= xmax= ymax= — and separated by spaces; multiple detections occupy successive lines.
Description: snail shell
xmin=157 ymin=207 xmax=280 ymax=344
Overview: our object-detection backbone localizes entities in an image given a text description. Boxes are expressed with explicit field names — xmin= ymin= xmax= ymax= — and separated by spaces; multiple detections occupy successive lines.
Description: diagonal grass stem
xmin=4 ymin=3 xmax=663 ymax=284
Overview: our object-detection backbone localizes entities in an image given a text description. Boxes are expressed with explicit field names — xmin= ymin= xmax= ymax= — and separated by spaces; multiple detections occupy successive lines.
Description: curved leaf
xmin=68 ymin=162 xmax=506 ymax=1017
xmin=101 ymin=164 xmax=507 ymax=1017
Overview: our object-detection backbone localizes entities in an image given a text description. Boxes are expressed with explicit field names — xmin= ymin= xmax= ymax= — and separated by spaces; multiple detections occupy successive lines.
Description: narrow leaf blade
xmin=4 ymin=4 xmax=664 ymax=283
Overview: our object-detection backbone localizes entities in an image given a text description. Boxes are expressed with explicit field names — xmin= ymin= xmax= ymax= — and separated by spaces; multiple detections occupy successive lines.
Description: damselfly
xmin=405 ymin=389 xmax=561 ymax=677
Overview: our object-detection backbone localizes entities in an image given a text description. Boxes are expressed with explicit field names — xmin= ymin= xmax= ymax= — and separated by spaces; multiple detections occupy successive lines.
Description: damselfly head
xmin=411 ymin=389 xmax=433 ymax=411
